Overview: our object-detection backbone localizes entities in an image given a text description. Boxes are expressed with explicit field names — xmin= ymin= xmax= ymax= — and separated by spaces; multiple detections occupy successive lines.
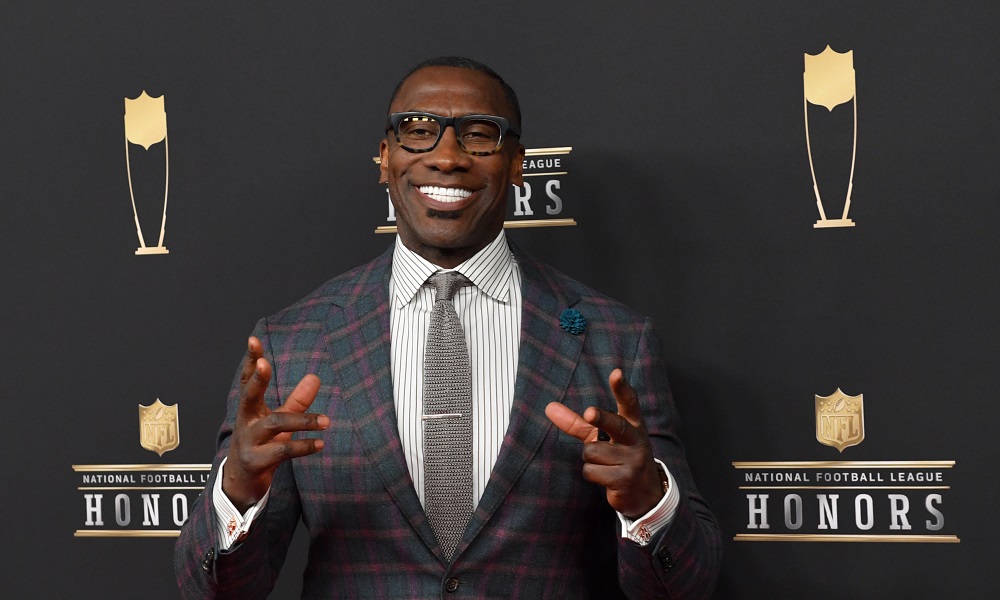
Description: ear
xmin=509 ymin=143 xmax=525 ymax=187
xmin=378 ymin=139 xmax=389 ymax=184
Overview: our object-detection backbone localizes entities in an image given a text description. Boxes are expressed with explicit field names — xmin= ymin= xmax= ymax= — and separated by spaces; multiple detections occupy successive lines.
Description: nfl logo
xmin=139 ymin=398 xmax=179 ymax=456
xmin=815 ymin=389 xmax=864 ymax=452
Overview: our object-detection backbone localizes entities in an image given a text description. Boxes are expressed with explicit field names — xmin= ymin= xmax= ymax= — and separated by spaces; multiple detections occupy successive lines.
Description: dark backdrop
xmin=2 ymin=2 xmax=997 ymax=598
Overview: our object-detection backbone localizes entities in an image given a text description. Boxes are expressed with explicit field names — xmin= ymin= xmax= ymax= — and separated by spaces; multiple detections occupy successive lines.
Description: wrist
xmin=624 ymin=463 xmax=670 ymax=519
xmin=221 ymin=461 xmax=263 ymax=514
xmin=619 ymin=461 xmax=678 ymax=545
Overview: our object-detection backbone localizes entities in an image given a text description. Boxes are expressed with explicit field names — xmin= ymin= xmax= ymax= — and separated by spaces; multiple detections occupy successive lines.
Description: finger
xmin=240 ymin=337 xmax=264 ymax=384
xmin=256 ymin=410 xmax=330 ymax=438
xmin=609 ymin=368 xmax=645 ymax=428
xmin=583 ymin=406 xmax=639 ymax=446
xmin=581 ymin=462 xmax=632 ymax=487
xmin=238 ymin=357 xmax=272 ymax=418
xmin=256 ymin=437 xmax=326 ymax=465
xmin=544 ymin=402 xmax=598 ymax=442
xmin=581 ymin=438 xmax=636 ymax=466
xmin=275 ymin=374 xmax=322 ymax=415
xmin=235 ymin=436 xmax=326 ymax=480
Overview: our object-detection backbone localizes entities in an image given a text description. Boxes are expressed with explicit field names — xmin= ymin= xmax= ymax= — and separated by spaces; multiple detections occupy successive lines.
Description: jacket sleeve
xmin=173 ymin=318 xmax=303 ymax=600
xmin=617 ymin=318 xmax=723 ymax=599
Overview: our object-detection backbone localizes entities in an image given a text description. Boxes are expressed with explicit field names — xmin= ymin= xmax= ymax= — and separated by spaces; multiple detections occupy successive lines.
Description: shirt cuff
xmin=213 ymin=456 xmax=270 ymax=550
xmin=616 ymin=459 xmax=679 ymax=546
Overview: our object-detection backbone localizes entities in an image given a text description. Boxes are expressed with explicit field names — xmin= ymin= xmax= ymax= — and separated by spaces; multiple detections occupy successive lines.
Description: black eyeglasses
xmin=386 ymin=112 xmax=520 ymax=156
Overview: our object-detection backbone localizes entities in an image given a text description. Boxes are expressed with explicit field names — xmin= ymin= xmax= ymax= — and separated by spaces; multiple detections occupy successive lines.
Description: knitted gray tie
xmin=423 ymin=271 xmax=473 ymax=562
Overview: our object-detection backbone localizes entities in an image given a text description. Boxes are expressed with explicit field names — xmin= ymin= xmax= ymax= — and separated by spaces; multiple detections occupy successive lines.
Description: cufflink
xmin=632 ymin=524 xmax=652 ymax=544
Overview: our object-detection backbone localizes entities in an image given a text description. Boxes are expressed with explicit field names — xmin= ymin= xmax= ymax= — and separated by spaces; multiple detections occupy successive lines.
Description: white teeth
xmin=418 ymin=185 xmax=473 ymax=203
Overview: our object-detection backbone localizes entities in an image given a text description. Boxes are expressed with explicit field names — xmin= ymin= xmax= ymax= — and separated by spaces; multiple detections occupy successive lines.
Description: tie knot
xmin=428 ymin=271 xmax=469 ymax=302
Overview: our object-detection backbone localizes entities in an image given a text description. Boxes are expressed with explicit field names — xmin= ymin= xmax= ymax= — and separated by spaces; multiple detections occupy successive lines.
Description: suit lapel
xmin=459 ymin=250 xmax=585 ymax=553
xmin=321 ymin=249 xmax=441 ymax=560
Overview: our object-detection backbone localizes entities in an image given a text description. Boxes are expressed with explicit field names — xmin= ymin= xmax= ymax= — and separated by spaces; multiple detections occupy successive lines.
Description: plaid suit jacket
xmin=175 ymin=245 xmax=721 ymax=599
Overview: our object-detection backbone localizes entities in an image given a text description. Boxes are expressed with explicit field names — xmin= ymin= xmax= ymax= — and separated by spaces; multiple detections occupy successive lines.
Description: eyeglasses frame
xmin=385 ymin=111 xmax=521 ymax=156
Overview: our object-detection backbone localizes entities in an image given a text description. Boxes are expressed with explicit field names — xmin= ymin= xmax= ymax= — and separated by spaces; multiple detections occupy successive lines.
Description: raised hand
xmin=544 ymin=368 xmax=665 ymax=518
xmin=222 ymin=336 xmax=328 ymax=512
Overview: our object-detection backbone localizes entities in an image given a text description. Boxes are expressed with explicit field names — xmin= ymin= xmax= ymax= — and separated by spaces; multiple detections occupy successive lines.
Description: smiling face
xmin=379 ymin=66 xmax=524 ymax=268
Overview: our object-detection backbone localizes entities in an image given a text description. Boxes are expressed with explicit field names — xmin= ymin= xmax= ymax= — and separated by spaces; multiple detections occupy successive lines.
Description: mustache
xmin=426 ymin=208 xmax=462 ymax=219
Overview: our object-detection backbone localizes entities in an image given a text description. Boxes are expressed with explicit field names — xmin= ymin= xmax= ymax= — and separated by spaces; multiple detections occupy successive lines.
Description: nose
xmin=426 ymin=125 xmax=473 ymax=172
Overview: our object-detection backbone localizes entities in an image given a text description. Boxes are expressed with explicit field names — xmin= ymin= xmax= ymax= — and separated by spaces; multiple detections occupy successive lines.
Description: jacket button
xmin=656 ymin=547 xmax=674 ymax=572
xmin=201 ymin=548 xmax=215 ymax=572
xmin=445 ymin=577 xmax=460 ymax=592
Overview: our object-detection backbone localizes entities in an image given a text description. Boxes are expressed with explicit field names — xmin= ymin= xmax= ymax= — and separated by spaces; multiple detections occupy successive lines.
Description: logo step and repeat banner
xmin=725 ymin=48 xmax=963 ymax=547
xmin=67 ymin=90 xmax=204 ymax=540
xmin=2 ymin=2 xmax=995 ymax=598
xmin=733 ymin=390 xmax=958 ymax=543
xmin=73 ymin=400 xmax=209 ymax=538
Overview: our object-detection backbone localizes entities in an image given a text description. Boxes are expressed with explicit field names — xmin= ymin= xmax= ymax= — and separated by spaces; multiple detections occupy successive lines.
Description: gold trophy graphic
xmin=804 ymin=46 xmax=857 ymax=228
xmin=124 ymin=91 xmax=170 ymax=254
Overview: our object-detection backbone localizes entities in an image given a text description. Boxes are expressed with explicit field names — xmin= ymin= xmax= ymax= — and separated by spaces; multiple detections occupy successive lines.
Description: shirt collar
xmin=391 ymin=231 xmax=515 ymax=307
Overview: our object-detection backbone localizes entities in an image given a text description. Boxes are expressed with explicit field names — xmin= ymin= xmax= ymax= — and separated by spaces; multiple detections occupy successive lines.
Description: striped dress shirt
xmin=389 ymin=231 xmax=521 ymax=507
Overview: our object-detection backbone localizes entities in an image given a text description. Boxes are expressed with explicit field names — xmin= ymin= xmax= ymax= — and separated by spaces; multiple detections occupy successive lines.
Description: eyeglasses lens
xmin=398 ymin=116 xmax=502 ymax=154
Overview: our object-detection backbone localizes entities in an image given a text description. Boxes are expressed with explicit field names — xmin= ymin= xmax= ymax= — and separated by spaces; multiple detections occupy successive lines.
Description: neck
xmin=398 ymin=229 xmax=504 ymax=270
xmin=410 ymin=244 xmax=479 ymax=269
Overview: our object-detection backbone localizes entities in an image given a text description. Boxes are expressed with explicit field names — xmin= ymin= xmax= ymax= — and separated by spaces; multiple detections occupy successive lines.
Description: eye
xmin=460 ymin=121 xmax=501 ymax=146
xmin=399 ymin=118 xmax=439 ymax=140
xmin=462 ymin=129 xmax=491 ymax=140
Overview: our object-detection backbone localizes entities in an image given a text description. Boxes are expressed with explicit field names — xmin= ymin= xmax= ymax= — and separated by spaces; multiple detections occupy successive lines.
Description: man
xmin=175 ymin=56 xmax=721 ymax=599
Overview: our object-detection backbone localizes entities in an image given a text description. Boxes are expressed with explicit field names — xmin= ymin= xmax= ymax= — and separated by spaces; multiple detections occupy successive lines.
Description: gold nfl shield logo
xmin=139 ymin=398 xmax=179 ymax=456
xmin=815 ymin=388 xmax=864 ymax=452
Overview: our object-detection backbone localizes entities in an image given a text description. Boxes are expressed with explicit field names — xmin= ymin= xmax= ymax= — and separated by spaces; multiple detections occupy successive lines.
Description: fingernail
xmin=317 ymin=415 xmax=330 ymax=429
